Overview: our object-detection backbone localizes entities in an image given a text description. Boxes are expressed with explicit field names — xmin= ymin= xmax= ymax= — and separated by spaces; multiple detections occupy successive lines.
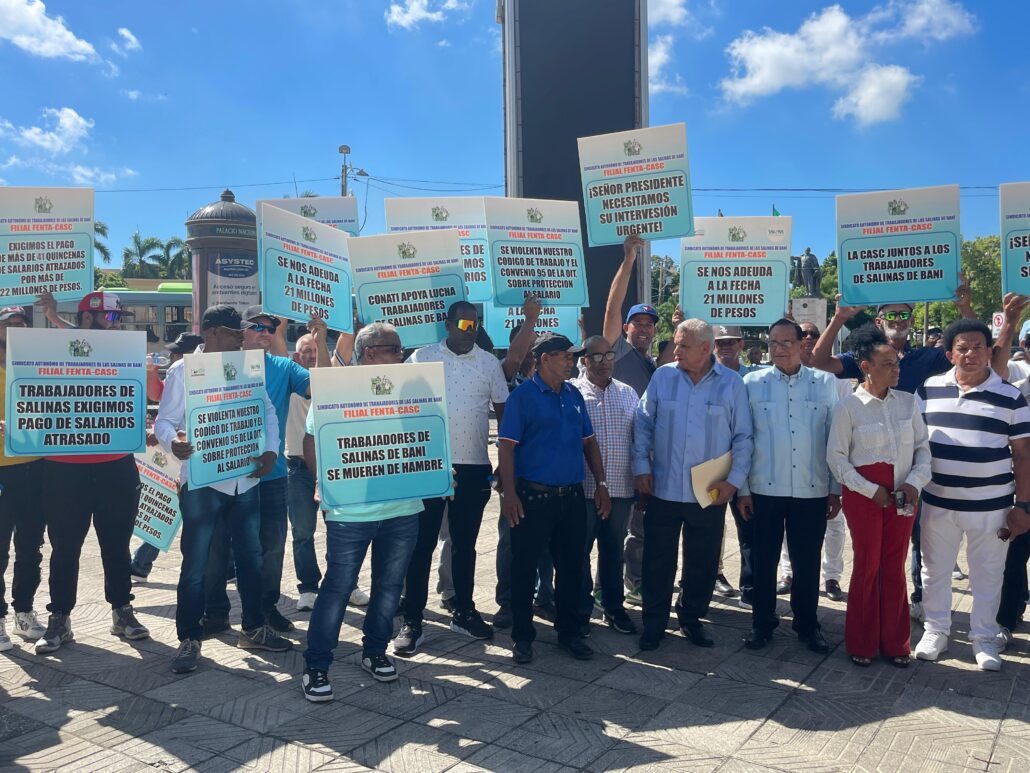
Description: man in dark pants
xmin=498 ymin=333 xmax=611 ymax=664
xmin=632 ymin=319 xmax=753 ymax=651
xmin=997 ymin=531 xmax=1030 ymax=649
xmin=737 ymin=319 xmax=839 ymax=653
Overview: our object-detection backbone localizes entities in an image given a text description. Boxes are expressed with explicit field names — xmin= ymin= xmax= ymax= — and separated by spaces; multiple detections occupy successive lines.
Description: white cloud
xmin=122 ymin=89 xmax=141 ymax=101
xmin=871 ymin=0 xmax=975 ymax=43
xmin=649 ymin=34 xmax=688 ymax=95
xmin=110 ymin=26 xmax=141 ymax=57
xmin=437 ymin=38 xmax=451 ymax=47
xmin=385 ymin=0 xmax=469 ymax=31
xmin=6 ymin=107 xmax=93 ymax=154
xmin=648 ymin=0 xmax=713 ymax=38
xmin=0 ymin=0 xmax=97 ymax=60
xmin=833 ymin=64 xmax=920 ymax=125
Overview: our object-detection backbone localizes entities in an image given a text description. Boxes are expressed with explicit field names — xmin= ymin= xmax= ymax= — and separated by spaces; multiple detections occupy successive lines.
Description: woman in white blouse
xmin=827 ymin=326 xmax=931 ymax=667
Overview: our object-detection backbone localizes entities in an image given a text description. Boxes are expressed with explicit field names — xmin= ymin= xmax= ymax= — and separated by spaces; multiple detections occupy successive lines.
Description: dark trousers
xmin=998 ymin=530 xmax=1030 ymax=630
xmin=728 ymin=496 xmax=754 ymax=594
xmin=287 ymin=458 xmax=321 ymax=594
xmin=402 ymin=464 xmax=492 ymax=621
xmin=579 ymin=497 xmax=633 ymax=616
xmin=205 ymin=476 xmax=289 ymax=618
xmin=641 ymin=497 xmax=723 ymax=636
xmin=42 ymin=456 xmax=140 ymax=614
xmin=510 ymin=481 xmax=587 ymax=644
xmin=910 ymin=501 xmax=924 ymax=602
xmin=0 ymin=461 xmax=44 ymax=618
xmin=750 ymin=494 xmax=827 ymax=636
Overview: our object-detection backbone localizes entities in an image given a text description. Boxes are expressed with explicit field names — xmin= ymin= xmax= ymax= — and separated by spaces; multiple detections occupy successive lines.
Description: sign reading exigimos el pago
xmin=0 ymin=186 xmax=94 ymax=301
xmin=578 ymin=123 xmax=694 ymax=246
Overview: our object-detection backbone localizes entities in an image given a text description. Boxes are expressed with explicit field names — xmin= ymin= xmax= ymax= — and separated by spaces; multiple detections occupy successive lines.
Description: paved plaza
xmin=2 ymin=489 xmax=1030 ymax=772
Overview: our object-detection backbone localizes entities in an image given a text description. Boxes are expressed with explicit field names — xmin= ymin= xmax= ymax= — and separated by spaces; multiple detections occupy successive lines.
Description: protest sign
xmin=256 ymin=196 xmax=359 ymax=236
xmin=837 ymin=185 xmax=960 ymax=306
xmin=1001 ymin=183 xmax=1030 ymax=296
xmin=483 ymin=302 xmax=580 ymax=345
xmin=183 ymin=349 xmax=267 ymax=489
xmin=257 ymin=203 xmax=353 ymax=329
xmin=4 ymin=328 xmax=146 ymax=456
xmin=484 ymin=197 xmax=587 ymax=307
xmin=578 ymin=123 xmax=694 ymax=246
xmin=133 ymin=444 xmax=183 ymax=551
xmin=310 ymin=363 xmax=452 ymax=507
xmin=347 ymin=229 xmax=466 ymax=349
xmin=0 ymin=186 xmax=94 ymax=302
xmin=680 ymin=216 xmax=792 ymax=325
xmin=385 ymin=197 xmax=492 ymax=302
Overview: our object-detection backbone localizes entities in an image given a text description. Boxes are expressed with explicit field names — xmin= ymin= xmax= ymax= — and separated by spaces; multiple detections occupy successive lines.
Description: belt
xmin=518 ymin=479 xmax=581 ymax=497
xmin=287 ymin=456 xmax=305 ymax=467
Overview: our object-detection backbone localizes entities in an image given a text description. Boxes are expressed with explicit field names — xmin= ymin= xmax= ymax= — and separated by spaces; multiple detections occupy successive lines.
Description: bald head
xmin=295 ymin=333 xmax=317 ymax=369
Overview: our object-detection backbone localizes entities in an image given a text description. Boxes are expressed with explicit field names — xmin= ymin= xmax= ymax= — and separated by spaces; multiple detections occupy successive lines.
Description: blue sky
xmin=1 ymin=0 xmax=1027 ymax=268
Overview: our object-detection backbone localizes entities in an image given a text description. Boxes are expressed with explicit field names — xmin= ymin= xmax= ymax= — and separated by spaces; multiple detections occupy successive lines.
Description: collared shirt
xmin=262 ymin=352 xmax=311 ymax=480
xmin=826 ymin=385 xmax=932 ymax=500
xmin=155 ymin=357 xmax=280 ymax=496
xmin=570 ymin=375 xmax=637 ymax=498
xmin=498 ymin=373 xmax=594 ymax=486
xmin=613 ymin=336 xmax=656 ymax=397
xmin=917 ymin=367 xmax=1030 ymax=512
xmin=632 ymin=359 xmax=753 ymax=504
xmin=740 ymin=365 xmax=840 ymax=498
xmin=722 ymin=361 xmax=764 ymax=377
xmin=837 ymin=343 xmax=949 ymax=394
xmin=408 ymin=340 xmax=509 ymax=465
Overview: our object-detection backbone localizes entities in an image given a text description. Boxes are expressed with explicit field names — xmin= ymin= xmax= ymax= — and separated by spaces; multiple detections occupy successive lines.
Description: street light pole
xmin=339 ymin=144 xmax=351 ymax=197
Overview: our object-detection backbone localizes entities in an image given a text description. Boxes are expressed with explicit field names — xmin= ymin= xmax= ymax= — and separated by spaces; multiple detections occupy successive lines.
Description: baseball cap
xmin=78 ymin=291 xmax=134 ymax=315
xmin=625 ymin=303 xmax=659 ymax=324
xmin=876 ymin=302 xmax=914 ymax=315
xmin=532 ymin=332 xmax=585 ymax=357
xmin=713 ymin=325 xmax=744 ymax=341
xmin=243 ymin=305 xmax=280 ymax=329
xmin=0 ymin=306 xmax=28 ymax=322
xmin=200 ymin=304 xmax=245 ymax=331
xmin=164 ymin=332 xmax=204 ymax=355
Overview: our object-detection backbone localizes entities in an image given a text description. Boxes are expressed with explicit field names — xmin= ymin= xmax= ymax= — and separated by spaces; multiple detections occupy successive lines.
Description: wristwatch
xmin=1015 ymin=501 xmax=1030 ymax=513
xmin=598 ymin=481 xmax=609 ymax=489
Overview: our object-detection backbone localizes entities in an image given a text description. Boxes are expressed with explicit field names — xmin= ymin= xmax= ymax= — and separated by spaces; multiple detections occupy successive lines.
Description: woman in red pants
xmin=826 ymin=326 xmax=932 ymax=667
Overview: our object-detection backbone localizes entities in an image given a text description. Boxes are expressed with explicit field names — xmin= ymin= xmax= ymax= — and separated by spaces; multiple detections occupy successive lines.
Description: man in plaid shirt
xmin=570 ymin=336 xmax=639 ymax=634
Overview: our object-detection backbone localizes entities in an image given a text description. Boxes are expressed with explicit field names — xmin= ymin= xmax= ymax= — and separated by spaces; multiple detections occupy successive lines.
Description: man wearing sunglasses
xmin=393 ymin=301 xmax=509 ymax=656
xmin=35 ymin=291 xmax=151 ymax=654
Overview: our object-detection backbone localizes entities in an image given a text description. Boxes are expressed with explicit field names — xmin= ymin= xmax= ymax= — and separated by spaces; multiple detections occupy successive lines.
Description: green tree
xmin=156 ymin=237 xmax=191 ymax=279
xmin=121 ymin=232 xmax=164 ymax=278
xmin=94 ymin=220 xmax=111 ymax=264
xmin=911 ymin=235 xmax=1002 ymax=336
xmin=94 ymin=267 xmax=127 ymax=289
xmin=651 ymin=253 xmax=679 ymax=307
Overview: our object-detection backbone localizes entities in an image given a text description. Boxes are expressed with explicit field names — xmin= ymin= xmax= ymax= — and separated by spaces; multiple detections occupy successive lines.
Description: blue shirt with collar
xmin=739 ymin=364 xmax=840 ymax=499
xmin=498 ymin=372 xmax=594 ymax=486
xmin=632 ymin=359 xmax=753 ymax=504
xmin=263 ymin=351 xmax=311 ymax=480
xmin=837 ymin=343 xmax=948 ymax=394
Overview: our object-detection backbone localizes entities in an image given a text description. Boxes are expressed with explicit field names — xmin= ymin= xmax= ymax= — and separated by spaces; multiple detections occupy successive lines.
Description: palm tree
xmin=157 ymin=237 xmax=191 ymax=279
xmin=121 ymin=232 xmax=163 ymax=278
xmin=95 ymin=220 xmax=112 ymax=264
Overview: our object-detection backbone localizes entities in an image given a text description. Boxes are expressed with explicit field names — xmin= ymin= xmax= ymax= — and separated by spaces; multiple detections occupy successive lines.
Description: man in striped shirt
xmin=914 ymin=319 xmax=1030 ymax=671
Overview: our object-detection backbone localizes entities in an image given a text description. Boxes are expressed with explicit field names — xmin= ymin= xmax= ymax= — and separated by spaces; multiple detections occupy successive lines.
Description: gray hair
xmin=676 ymin=318 xmax=714 ymax=346
xmin=354 ymin=322 xmax=399 ymax=363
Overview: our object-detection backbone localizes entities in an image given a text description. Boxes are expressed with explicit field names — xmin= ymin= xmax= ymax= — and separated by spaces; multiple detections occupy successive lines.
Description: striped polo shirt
xmin=916 ymin=367 xmax=1030 ymax=512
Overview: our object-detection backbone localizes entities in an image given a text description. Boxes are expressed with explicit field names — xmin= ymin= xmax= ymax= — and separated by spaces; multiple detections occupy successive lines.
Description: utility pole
xmin=339 ymin=145 xmax=350 ymax=197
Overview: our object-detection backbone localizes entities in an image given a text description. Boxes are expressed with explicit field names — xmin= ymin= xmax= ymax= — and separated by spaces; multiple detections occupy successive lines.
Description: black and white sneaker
xmin=450 ymin=610 xmax=493 ymax=640
xmin=361 ymin=653 xmax=398 ymax=682
xmin=392 ymin=621 xmax=424 ymax=657
xmin=301 ymin=668 xmax=333 ymax=702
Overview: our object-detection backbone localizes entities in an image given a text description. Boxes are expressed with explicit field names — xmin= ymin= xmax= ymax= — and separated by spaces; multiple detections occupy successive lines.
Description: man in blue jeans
xmin=157 ymin=305 xmax=291 ymax=673
xmin=300 ymin=322 xmax=422 ymax=702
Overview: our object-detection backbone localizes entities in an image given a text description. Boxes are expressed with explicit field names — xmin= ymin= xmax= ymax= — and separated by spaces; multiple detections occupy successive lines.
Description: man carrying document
xmin=633 ymin=319 xmax=753 ymax=651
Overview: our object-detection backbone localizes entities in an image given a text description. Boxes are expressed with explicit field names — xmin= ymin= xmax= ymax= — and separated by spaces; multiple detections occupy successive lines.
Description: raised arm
xmin=811 ymin=295 xmax=865 ymax=375
xmin=992 ymin=293 xmax=1028 ymax=380
xmin=953 ymin=273 xmax=975 ymax=320
xmin=502 ymin=294 xmax=541 ymax=381
xmin=603 ymin=234 xmax=643 ymax=345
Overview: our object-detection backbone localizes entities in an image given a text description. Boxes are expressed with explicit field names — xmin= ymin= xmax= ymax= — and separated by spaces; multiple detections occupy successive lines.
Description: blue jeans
xmin=304 ymin=514 xmax=419 ymax=670
xmin=287 ymin=459 xmax=321 ymax=594
xmin=495 ymin=513 xmax=554 ymax=608
xmin=579 ymin=497 xmax=633 ymax=617
xmin=131 ymin=542 xmax=160 ymax=576
xmin=206 ymin=476 xmax=289 ymax=618
xmin=176 ymin=484 xmax=263 ymax=641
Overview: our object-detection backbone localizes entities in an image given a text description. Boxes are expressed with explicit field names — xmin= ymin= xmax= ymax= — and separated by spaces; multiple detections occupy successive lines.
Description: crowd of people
xmin=2 ymin=233 xmax=1030 ymax=708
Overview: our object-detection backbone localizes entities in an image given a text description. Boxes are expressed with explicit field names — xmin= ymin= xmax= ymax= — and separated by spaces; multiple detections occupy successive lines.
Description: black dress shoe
xmin=680 ymin=623 xmax=714 ymax=648
xmin=532 ymin=602 xmax=557 ymax=623
xmin=512 ymin=641 xmax=533 ymax=664
xmin=493 ymin=606 xmax=512 ymax=629
xmin=776 ymin=576 xmax=793 ymax=595
xmin=824 ymin=580 xmax=844 ymax=602
xmin=798 ymin=630 xmax=830 ymax=654
xmin=744 ymin=628 xmax=772 ymax=650
xmin=714 ymin=574 xmax=739 ymax=598
xmin=559 ymin=637 xmax=594 ymax=660
xmin=638 ymin=631 xmax=663 ymax=651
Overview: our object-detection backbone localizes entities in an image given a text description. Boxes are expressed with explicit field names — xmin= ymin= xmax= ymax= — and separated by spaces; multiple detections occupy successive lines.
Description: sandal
xmin=888 ymin=655 xmax=910 ymax=668
xmin=850 ymin=655 xmax=872 ymax=667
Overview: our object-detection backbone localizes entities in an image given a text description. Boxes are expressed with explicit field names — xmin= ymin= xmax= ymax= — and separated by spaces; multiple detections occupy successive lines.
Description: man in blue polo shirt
xmin=498 ymin=333 xmax=611 ymax=664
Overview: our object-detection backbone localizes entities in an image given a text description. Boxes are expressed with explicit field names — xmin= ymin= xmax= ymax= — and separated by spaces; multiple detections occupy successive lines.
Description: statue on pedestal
xmin=800 ymin=247 xmax=821 ymax=297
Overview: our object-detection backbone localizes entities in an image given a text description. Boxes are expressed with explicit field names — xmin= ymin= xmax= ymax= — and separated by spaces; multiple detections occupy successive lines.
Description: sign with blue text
xmin=484 ymin=197 xmax=587 ymax=307
xmin=183 ymin=349 xmax=267 ymax=489
xmin=680 ymin=216 xmax=792 ymax=325
xmin=256 ymin=196 xmax=359 ymax=236
xmin=4 ymin=328 xmax=146 ymax=456
xmin=1001 ymin=183 xmax=1030 ymax=296
xmin=0 ymin=186 xmax=93 ymax=302
xmin=346 ymin=229 xmax=465 ymax=349
xmin=385 ymin=197 xmax=492 ymax=302
xmin=310 ymin=363 xmax=452 ymax=507
xmin=133 ymin=444 xmax=183 ymax=551
xmin=483 ymin=302 xmax=581 ymax=345
xmin=257 ymin=203 xmax=353 ymax=329
xmin=837 ymin=185 xmax=960 ymax=306
xmin=578 ymin=123 xmax=694 ymax=246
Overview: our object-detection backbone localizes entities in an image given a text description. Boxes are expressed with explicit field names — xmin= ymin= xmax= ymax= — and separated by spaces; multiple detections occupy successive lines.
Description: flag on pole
xmin=772 ymin=204 xmax=780 ymax=216
xmin=717 ymin=209 xmax=724 ymax=217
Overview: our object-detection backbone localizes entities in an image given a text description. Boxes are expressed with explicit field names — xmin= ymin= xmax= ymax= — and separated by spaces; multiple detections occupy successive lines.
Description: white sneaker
xmin=914 ymin=631 xmax=949 ymax=661
xmin=0 ymin=619 xmax=12 ymax=652
xmin=349 ymin=588 xmax=370 ymax=607
xmin=996 ymin=626 xmax=1014 ymax=652
xmin=296 ymin=592 xmax=317 ymax=612
xmin=14 ymin=611 xmax=46 ymax=641
xmin=952 ymin=568 xmax=967 ymax=581
xmin=973 ymin=640 xmax=1002 ymax=671
xmin=909 ymin=601 xmax=925 ymax=623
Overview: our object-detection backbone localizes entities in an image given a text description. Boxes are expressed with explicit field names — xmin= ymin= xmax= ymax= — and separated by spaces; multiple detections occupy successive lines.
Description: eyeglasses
xmin=879 ymin=311 xmax=912 ymax=321
xmin=455 ymin=319 xmax=478 ymax=332
xmin=248 ymin=322 xmax=277 ymax=333
xmin=800 ymin=331 xmax=819 ymax=339
xmin=768 ymin=340 xmax=796 ymax=349
xmin=103 ymin=311 xmax=122 ymax=322
xmin=366 ymin=344 xmax=403 ymax=355
xmin=585 ymin=351 xmax=616 ymax=363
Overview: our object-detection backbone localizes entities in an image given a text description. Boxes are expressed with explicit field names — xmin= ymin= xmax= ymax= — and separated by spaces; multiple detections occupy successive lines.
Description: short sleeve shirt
xmin=612 ymin=336 xmax=656 ymax=397
xmin=837 ymin=344 xmax=949 ymax=394
xmin=263 ymin=353 xmax=311 ymax=479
